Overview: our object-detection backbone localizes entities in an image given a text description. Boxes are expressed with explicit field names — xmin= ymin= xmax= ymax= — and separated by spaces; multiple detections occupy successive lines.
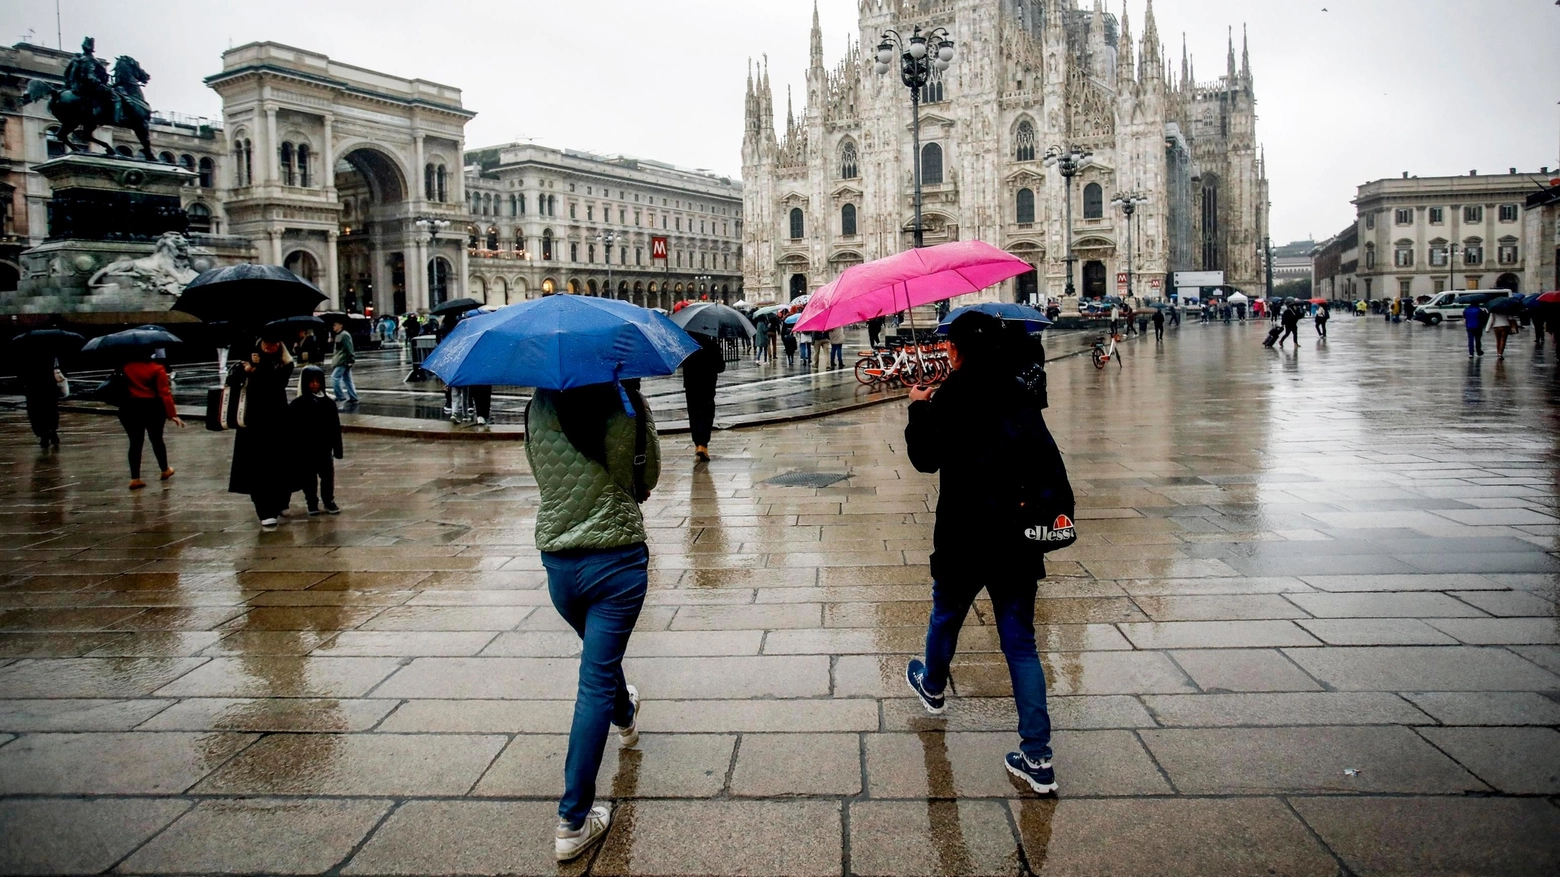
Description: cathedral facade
xmin=742 ymin=0 xmax=1269 ymax=305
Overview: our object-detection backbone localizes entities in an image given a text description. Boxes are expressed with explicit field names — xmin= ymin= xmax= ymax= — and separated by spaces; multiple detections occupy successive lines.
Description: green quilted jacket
xmin=526 ymin=391 xmax=660 ymax=553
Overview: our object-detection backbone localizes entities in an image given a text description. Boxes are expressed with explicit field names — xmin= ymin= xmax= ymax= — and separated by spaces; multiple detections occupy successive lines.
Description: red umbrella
xmin=795 ymin=240 xmax=1033 ymax=333
xmin=1536 ymin=291 xmax=1560 ymax=304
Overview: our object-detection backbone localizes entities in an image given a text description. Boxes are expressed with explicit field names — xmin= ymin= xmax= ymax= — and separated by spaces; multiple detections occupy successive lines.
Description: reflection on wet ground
xmin=1 ymin=317 xmax=1558 ymax=875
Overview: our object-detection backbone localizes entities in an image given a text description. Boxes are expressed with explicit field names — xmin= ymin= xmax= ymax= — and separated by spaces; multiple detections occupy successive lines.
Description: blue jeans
xmin=542 ymin=542 xmax=648 ymax=827
xmin=1467 ymin=328 xmax=1483 ymax=356
xmin=332 ymin=365 xmax=358 ymax=402
xmin=923 ymin=577 xmax=1053 ymax=762
xmin=829 ymin=344 xmax=844 ymax=368
xmin=799 ymin=342 xmax=811 ymax=365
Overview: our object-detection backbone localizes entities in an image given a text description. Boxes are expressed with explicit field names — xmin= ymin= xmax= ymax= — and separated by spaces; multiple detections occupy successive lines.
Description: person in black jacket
xmin=903 ymin=311 xmax=1065 ymax=795
xmin=227 ymin=338 xmax=297 ymax=527
xmin=290 ymin=366 xmax=343 ymax=515
xmin=681 ymin=333 xmax=725 ymax=461
xmin=1277 ymin=303 xmax=1302 ymax=348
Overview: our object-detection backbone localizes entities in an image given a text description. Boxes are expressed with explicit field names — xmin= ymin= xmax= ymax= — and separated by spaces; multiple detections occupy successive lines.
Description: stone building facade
xmin=1353 ymin=170 xmax=1548 ymax=303
xmin=742 ymin=0 xmax=1269 ymax=305
xmin=462 ymin=145 xmax=742 ymax=311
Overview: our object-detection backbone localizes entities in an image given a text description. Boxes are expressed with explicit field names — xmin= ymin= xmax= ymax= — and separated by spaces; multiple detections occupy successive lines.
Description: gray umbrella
xmin=670 ymin=302 xmax=757 ymax=339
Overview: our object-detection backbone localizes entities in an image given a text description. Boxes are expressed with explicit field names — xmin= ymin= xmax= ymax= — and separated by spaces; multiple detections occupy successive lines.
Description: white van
xmin=1412 ymin=291 xmax=1511 ymax=325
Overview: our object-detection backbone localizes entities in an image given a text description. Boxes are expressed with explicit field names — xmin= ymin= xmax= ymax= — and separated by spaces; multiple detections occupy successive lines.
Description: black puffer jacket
xmin=905 ymin=363 xmax=1070 ymax=582
xmin=288 ymin=366 xmax=343 ymax=460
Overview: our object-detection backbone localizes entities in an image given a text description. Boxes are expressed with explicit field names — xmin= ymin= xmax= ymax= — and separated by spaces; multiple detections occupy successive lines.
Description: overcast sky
xmin=4 ymin=0 xmax=1556 ymax=243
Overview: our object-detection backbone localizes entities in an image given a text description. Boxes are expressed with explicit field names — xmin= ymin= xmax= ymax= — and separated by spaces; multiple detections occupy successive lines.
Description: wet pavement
xmin=1 ymin=315 xmax=1558 ymax=876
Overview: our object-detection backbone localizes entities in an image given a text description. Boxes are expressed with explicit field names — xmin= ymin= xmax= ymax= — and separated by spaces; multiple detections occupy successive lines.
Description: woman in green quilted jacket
xmin=525 ymin=379 xmax=660 ymax=863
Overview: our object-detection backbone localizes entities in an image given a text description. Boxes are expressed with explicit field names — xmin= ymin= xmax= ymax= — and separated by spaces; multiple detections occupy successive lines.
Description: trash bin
xmin=407 ymin=336 xmax=438 ymax=382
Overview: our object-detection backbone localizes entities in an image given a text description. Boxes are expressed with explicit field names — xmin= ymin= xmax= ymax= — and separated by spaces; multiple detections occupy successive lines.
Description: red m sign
xmin=651 ymin=236 xmax=669 ymax=260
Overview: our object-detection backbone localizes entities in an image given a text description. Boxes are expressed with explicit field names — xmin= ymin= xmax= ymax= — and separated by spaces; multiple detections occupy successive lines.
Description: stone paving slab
xmin=0 ymin=798 xmax=193 ymax=876
xmin=1291 ymin=796 xmax=1560 ymax=877
xmin=119 ymin=797 xmax=392 ymax=874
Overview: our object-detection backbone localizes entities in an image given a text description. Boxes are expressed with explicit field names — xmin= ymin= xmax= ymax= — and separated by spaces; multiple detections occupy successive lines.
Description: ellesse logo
xmin=1023 ymin=515 xmax=1076 ymax=543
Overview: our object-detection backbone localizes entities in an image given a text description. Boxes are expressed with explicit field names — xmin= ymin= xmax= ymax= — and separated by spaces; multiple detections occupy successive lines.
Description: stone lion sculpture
xmin=88 ymin=231 xmax=200 ymax=297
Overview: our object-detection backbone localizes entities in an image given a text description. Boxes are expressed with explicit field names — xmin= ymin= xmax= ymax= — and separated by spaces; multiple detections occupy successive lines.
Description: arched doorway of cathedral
xmin=1495 ymin=273 xmax=1520 ymax=293
xmin=335 ymin=146 xmax=407 ymax=316
xmin=283 ymin=250 xmax=320 ymax=286
xmin=1082 ymin=261 xmax=1108 ymax=300
xmin=541 ymin=278 xmax=557 ymax=295
xmin=428 ymin=257 xmax=454 ymax=308
xmin=789 ymin=273 xmax=808 ymax=299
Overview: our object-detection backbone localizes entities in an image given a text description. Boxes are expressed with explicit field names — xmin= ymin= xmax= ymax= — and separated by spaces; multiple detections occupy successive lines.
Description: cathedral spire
xmin=809 ymin=0 xmax=824 ymax=69
xmin=1227 ymin=27 xmax=1237 ymax=87
xmin=1139 ymin=0 xmax=1162 ymax=82
xmin=1180 ymin=33 xmax=1188 ymax=89
xmin=1241 ymin=23 xmax=1251 ymax=84
xmin=1119 ymin=5 xmax=1134 ymax=86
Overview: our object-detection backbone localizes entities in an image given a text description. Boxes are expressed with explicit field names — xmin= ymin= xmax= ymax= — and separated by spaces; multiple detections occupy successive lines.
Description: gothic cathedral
xmin=741 ymin=0 xmax=1269 ymax=305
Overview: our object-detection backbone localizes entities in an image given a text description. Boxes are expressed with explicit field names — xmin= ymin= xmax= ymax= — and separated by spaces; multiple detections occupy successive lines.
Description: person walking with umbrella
xmin=1315 ymin=301 xmax=1330 ymax=339
xmin=118 ymin=349 xmax=185 ymax=490
xmin=12 ymin=330 xmax=81 ymax=449
xmin=1277 ymin=303 xmax=1301 ymax=348
xmin=682 ymin=334 xmax=723 ymax=461
xmin=903 ymin=312 xmax=1068 ymax=795
xmin=227 ymin=334 xmax=297 ymax=526
xmin=1152 ymin=306 xmax=1165 ymax=341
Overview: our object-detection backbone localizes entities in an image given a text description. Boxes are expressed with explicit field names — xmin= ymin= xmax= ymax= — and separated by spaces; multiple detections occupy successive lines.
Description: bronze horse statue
xmin=25 ymin=55 xmax=155 ymax=160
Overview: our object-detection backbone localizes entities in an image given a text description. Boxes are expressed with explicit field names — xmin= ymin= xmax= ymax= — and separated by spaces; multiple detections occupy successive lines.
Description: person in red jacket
xmin=120 ymin=353 xmax=185 ymax=490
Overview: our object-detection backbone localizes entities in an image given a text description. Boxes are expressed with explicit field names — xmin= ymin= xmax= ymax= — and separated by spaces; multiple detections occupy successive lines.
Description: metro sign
xmin=651 ymin=236 xmax=669 ymax=260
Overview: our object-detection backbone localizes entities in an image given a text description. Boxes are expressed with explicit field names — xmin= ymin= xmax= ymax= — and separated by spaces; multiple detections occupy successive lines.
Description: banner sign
xmin=651 ymin=237 xmax=668 ymax=260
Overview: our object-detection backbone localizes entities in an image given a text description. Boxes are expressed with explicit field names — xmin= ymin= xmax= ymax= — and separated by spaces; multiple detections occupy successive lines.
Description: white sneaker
xmin=612 ymin=685 xmax=640 ymax=748
xmin=554 ymin=805 xmax=610 ymax=862
xmin=475 ymin=416 xmax=487 ymax=427
xmin=259 ymin=518 xmax=279 ymax=528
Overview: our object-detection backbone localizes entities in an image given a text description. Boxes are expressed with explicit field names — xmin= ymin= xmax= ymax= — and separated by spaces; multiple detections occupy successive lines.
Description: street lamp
xmin=1043 ymin=145 xmax=1092 ymax=298
xmin=414 ymin=216 xmax=451 ymax=307
xmin=694 ymin=274 xmax=714 ymax=300
xmin=874 ymin=25 xmax=954 ymax=249
xmin=595 ymin=231 xmax=622 ymax=299
xmin=1111 ymin=192 xmax=1148 ymax=300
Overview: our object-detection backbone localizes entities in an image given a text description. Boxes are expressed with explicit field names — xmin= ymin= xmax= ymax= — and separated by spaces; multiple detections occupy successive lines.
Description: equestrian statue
xmin=23 ymin=37 xmax=155 ymax=161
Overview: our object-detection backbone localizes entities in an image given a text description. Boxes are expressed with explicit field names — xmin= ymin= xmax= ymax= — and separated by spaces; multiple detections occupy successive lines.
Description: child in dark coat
xmin=290 ymin=366 xmax=344 ymax=515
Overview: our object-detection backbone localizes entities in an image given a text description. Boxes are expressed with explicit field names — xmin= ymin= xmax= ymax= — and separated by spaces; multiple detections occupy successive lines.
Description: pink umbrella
xmin=794 ymin=240 xmax=1035 ymax=334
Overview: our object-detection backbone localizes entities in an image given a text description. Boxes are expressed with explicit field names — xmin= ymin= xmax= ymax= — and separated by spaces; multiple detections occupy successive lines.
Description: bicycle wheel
xmin=898 ymin=360 xmax=923 ymax=388
xmin=1092 ymin=348 xmax=1106 ymax=369
xmin=855 ymin=358 xmax=879 ymax=386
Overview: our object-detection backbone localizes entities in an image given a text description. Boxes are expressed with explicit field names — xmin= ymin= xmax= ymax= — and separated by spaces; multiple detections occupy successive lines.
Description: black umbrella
xmin=1486 ymin=296 xmax=1526 ymax=316
xmin=11 ymin=329 xmax=86 ymax=356
xmin=262 ymin=315 xmax=326 ymax=340
xmin=81 ymin=325 xmax=183 ymax=354
xmin=430 ymin=297 xmax=481 ymax=317
xmin=172 ymin=264 xmax=327 ymax=327
xmin=317 ymin=312 xmax=370 ymax=325
xmin=670 ymin=302 xmax=757 ymax=339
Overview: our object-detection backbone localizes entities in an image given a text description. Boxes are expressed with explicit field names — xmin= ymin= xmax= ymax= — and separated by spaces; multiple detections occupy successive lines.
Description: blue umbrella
xmin=936 ymin=302 xmax=1053 ymax=335
xmin=424 ymin=295 xmax=700 ymax=389
xmin=81 ymin=325 xmax=183 ymax=353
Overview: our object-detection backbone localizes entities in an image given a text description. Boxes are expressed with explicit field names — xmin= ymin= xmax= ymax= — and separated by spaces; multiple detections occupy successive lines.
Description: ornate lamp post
xmin=874 ymin=25 xmax=954 ymax=249
xmin=1111 ymin=192 xmax=1148 ymax=300
xmin=595 ymin=230 xmax=622 ymax=299
xmin=1043 ymin=145 xmax=1092 ymax=297
xmin=414 ymin=216 xmax=451 ymax=307
xmin=694 ymin=274 xmax=714 ymax=300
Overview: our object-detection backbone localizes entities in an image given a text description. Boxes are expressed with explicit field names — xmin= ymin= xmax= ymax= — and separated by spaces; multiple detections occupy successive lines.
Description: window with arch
xmin=518 ymin=194 xmax=527 ymax=215
xmin=179 ymin=154 xmax=195 ymax=173
xmin=570 ymin=242 xmax=579 ymax=262
xmin=921 ymin=66 xmax=945 ymax=103
xmin=1015 ymin=120 xmax=1037 ymax=162
xmin=514 ymin=234 xmax=526 ymax=254
xmin=158 ymin=151 xmax=176 ymax=165
xmin=186 ymin=203 xmax=213 ymax=234
xmin=839 ymin=141 xmax=859 ymax=179
xmin=1016 ymin=188 xmax=1036 ymax=224
xmin=1364 ymin=242 xmax=1376 ymax=269
xmin=542 ymin=229 xmax=554 ymax=260
xmin=789 ymin=208 xmax=804 ymax=240
xmin=198 ymin=157 xmax=214 ymax=188
xmin=436 ymin=165 xmax=447 ymax=202
xmin=297 ymin=144 xmax=310 ymax=187
xmin=487 ymin=226 xmax=499 ymax=251
xmin=509 ymin=195 xmax=517 ymax=217
xmin=841 ymin=204 xmax=857 ymax=237
xmin=425 ymin=164 xmax=437 ymax=201
xmin=548 ymin=195 xmax=557 ymax=217
xmin=921 ymin=143 xmax=944 ymax=186
xmin=587 ymin=244 xmax=596 ymax=263
xmin=1083 ymin=182 xmax=1103 ymax=219
xmin=467 ymin=225 xmax=480 ymax=251
xmin=279 ymin=143 xmax=295 ymax=186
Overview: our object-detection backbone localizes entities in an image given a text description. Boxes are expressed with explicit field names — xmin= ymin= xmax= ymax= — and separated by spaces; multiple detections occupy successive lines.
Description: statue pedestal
xmin=39 ymin=153 xmax=194 ymax=243
xmin=4 ymin=154 xmax=253 ymax=322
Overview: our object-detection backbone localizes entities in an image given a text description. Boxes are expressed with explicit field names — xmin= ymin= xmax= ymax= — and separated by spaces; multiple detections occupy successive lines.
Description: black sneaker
xmin=323 ymin=502 xmax=340 ymax=515
xmin=1005 ymin=752 xmax=1058 ymax=794
xmin=906 ymin=659 xmax=946 ymax=715
xmin=307 ymin=507 xmax=321 ymax=517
